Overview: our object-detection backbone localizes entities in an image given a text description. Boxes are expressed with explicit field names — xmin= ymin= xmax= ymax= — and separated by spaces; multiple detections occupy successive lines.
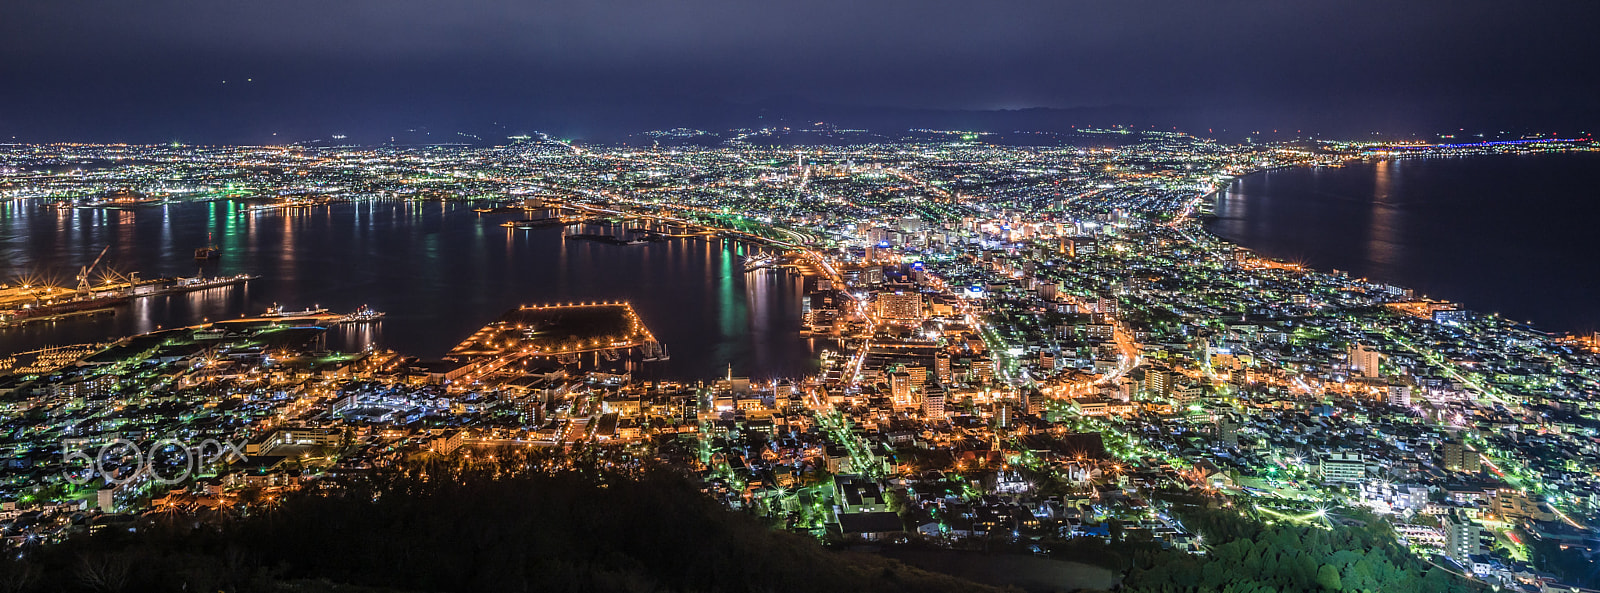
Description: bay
xmin=0 ymin=199 xmax=824 ymax=380
xmin=1207 ymin=152 xmax=1600 ymax=332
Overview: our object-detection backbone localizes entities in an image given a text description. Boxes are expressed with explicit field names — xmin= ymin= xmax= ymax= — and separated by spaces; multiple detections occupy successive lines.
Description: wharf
xmin=0 ymin=274 xmax=256 ymax=328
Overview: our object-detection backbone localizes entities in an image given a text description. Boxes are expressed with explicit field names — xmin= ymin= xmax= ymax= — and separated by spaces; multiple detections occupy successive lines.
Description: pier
xmin=443 ymin=301 xmax=666 ymax=388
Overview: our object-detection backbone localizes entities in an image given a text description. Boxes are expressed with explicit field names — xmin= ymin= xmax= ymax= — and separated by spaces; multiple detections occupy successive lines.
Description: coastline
xmin=1196 ymin=151 xmax=1600 ymax=337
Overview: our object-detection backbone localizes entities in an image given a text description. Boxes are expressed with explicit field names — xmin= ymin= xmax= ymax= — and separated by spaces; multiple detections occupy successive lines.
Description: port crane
xmin=75 ymin=245 xmax=111 ymax=294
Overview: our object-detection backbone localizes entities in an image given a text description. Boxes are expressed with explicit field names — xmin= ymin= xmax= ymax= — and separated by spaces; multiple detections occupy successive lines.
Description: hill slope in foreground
xmin=2 ymin=461 xmax=1006 ymax=593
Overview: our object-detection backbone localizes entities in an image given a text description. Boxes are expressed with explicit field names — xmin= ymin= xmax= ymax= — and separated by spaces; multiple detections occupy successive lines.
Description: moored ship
xmin=262 ymin=303 xmax=330 ymax=318
xmin=340 ymin=305 xmax=386 ymax=323
xmin=0 ymin=293 xmax=130 ymax=323
xmin=170 ymin=273 xmax=255 ymax=291
xmin=194 ymin=233 xmax=221 ymax=259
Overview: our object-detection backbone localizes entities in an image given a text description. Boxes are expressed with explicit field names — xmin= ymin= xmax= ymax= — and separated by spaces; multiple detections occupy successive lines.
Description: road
xmin=1097 ymin=321 xmax=1143 ymax=386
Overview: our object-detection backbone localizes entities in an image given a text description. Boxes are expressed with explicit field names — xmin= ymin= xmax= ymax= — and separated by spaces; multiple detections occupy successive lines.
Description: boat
xmin=500 ymin=216 xmax=571 ymax=229
xmin=641 ymin=340 xmax=670 ymax=362
xmin=0 ymin=250 xmax=258 ymax=326
xmin=2 ymin=294 xmax=129 ymax=323
xmin=262 ymin=303 xmax=329 ymax=318
xmin=743 ymin=254 xmax=778 ymax=272
xmin=340 ymin=304 xmax=386 ymax=323
xmin=4 ymin=277 xmax=258 ymax=326
xmin=169 ymin=273 xmax=255 ymax=292
xmin=194 ymin=233 xmax=221 ymax=260
xmin=84 ymin=189 xmax=160 ymax=208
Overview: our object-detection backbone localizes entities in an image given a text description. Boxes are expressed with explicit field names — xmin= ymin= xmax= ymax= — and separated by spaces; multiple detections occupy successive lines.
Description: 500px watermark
xmin=61 ymin=438 xmax=246 ymax=486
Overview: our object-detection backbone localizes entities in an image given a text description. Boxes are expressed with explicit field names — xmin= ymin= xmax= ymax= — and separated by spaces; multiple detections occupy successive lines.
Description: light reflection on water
xmin=1206 ymin=153 xmax=1600 ymax=332
xmin=0 ymin=199 xmax=823 ymax=380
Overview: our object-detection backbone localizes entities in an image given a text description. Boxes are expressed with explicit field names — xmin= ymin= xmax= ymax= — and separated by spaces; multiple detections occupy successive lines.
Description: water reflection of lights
xmin=336 ymin=321 xmax=382 ymax=352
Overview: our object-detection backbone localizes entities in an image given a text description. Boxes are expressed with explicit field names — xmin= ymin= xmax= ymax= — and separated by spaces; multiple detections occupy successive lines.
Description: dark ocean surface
xmin=1207 ymin=152 xmax=1600 ymax=333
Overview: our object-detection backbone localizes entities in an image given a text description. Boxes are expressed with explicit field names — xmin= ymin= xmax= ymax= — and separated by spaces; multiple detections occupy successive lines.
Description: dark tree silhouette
xmin=9 ymin=455 xmax=1001 ymax=593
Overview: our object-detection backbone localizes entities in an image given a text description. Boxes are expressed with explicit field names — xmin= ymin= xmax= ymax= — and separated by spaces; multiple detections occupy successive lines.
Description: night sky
xmin=3 ymin=0 xmax=1597 ymax=143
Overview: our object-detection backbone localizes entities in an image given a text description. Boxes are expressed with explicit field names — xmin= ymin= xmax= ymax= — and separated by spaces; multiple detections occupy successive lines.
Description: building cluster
xmin=3 ymin=134 xmax=1598 ymax=591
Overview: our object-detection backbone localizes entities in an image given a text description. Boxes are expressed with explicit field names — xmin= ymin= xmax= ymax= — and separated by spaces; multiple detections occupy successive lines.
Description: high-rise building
xmin=922 ymin=384 xmax=946 ymax=418
xmin=1319 ymin=452 xmax=1366 ymax=483
xmin=1145 ymin=368 xmax=1169 ymax=398
xmin=1349 ymin=343 xmax=1383 ymax=378
xmin=934 ymin=352 xmax=952 ymax=385
xmin=972 ymin=357 xmax=995 ymax=384
xmin=903 ymin=365 xmax=927 ymax=386
xmin=1097 ymin=296 xmax=1118 ymax=319
xmin=1442 ymin=440 xmax=1481 ymax=473
xmin=1038 ymin=282 xmax=1058 ymax=301
xmin=522 ymin=396 xmax=545 ymax=426
xmin=1217 ymin=416 xmax=1241 ymax=446
xmin=877 ymin=292 xmax=923 ymax=321
xmin=1444 ymin=511 xmax=1483 ymax=564
xmin=890 ymin=371 xmax=914 ymax=408
xmin=1170 ymin=381 xmax=1203 ymax=402
xmin=804 ymin=292 xmax=841 ymax=332
xmin=1021 ymin=389 xmax=1045 ymax=416
xmin=1387 ymin=383 xmax=1411 ymax=406
xmin=1067 ymin=237 xmax=1097 ymax=257
xmin=899 ymin=215 xmax=923 ymax=233
xmin=1432 ymin=309 xmax=1473 ymax=326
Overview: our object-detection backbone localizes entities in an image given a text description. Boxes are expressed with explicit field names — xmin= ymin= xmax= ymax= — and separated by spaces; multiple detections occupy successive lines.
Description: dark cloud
xmin=2 ymin=0 xmax=1596 ymax=142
